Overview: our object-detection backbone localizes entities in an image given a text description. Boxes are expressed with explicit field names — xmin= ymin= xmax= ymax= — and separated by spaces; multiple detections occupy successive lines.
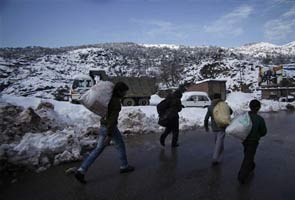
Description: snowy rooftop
xmin=194 ymin=79 xmax=227 ymax=84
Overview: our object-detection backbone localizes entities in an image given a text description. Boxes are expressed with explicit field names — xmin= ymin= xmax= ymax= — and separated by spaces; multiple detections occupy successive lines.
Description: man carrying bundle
xmin=204 ymin=93 xmax=232 ymax=166
xmin=75 ymin=82 xmax=134 ymax=184
xmin=238 ymin=99 xmax=267 ymax=184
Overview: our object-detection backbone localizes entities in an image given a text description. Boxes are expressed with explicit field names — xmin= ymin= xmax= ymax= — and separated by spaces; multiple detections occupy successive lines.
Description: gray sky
xmin=1 ymin=0 xmax=295 ymax=48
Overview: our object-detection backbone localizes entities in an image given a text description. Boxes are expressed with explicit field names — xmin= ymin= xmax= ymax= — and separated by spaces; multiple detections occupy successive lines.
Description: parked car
xmin=181 ymin=91 xmax=211 ymax=108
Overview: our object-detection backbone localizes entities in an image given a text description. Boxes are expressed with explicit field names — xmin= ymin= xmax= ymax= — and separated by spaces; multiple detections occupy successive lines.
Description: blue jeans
xmin=79 ymin=126 xmax=128 ymax=173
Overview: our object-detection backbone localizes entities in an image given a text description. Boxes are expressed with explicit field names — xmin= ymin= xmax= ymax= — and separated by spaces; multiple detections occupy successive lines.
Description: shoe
xmin=211 ymin=161 xmax=219 ymax=166
xmin=160 ymin=135 xmax=165 ymax=147
xmin=120 ymin=165 xmax=135 ymax=174
xmin=171 ymin=143 xmax=179 ymax=148
xmin=75 ymin=171 xmax=86 ymax=184
xmin=250 ymin=163 xmax=256 ymax=172
xmin=238 ymin=177 xmax=246 ymax=185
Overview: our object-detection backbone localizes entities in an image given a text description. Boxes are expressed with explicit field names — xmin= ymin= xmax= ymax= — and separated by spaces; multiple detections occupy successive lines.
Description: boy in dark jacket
xmin=204 ymin=93 xmax=232 ymax=165
xmin=238 ymin=99 xmax=267 ymax=184
xmin=160 ymin=90 xmax=183 ymax=147
xmin=75 ymin=82 xmax=134 ymax=184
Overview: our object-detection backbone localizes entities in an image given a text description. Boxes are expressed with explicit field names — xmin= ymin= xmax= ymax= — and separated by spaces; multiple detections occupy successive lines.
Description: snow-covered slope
xmin=0 ymin=42 xmax=294 ymax=100
xmin=140 ymin=44 xmax=180 ymax=49
xmin=234 ymin=42 xmax=295 ymax=57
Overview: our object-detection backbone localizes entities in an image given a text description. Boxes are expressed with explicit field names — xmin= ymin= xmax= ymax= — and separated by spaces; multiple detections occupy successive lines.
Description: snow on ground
xmin=1 ymin=92 xmax=291 ymax=134
xmin=226 ymin=92 xmax=289 ymax=113
xmin=0 ymin=92 xmax=293 ymax=172
xmin=1 ymin=94 xmax=100 ymax=130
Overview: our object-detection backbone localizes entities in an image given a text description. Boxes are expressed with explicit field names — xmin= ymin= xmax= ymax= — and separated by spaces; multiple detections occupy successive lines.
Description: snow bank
xmin=1 ymin=93 xmax=292 ymax=134
xmin=1 ymin=92 xmax=293 ymax=172
xmin=6 ymin=130 xmax=81 ymax=172
xmin=226 ymin=92 xmax=290 ymax=113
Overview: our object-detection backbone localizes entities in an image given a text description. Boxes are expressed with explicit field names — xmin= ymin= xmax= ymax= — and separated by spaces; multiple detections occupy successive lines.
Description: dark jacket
xmin=165 ymin=92 xmax=183 ymax=119
xmin=244 ymin=111 xmax=267 ymax=143
xmin=100 ymin=96 xmax=121 ymax=136
xmin=204 ymin=99 xmax=232 ymax=132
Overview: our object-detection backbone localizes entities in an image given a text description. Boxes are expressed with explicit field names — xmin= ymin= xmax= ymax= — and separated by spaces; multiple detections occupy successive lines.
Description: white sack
xmin=79 ymin=81 xmax=114 ymax=116
xmin=225 ymin=112 xmax=252 ymax=141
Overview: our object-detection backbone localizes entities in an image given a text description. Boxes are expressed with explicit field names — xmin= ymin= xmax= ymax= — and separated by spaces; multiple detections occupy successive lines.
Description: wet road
xmin=1 ymin=111 xmax=295 ymax=200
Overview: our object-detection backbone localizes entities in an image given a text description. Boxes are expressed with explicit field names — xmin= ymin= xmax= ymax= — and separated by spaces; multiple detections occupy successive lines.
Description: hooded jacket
xmin=165 ymin=90 xmax=183 ymax=119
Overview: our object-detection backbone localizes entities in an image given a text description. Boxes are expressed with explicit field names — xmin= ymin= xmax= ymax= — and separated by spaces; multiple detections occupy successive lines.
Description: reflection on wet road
xmin=1 ymin=111 xmax=295 ymax=200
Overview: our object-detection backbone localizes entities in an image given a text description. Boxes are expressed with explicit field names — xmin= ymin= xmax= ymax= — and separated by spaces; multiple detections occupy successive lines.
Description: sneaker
xmin=120 ymin=165 xmax=135 ymax=174
xmin=75 ymin=171 xmax=86 ymax=184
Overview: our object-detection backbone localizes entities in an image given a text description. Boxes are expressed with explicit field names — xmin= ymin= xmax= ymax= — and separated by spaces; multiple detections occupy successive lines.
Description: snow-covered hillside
xmin=234 ymin=41 xmax=295 ymax=57
xmin=0 ymin=42 xmax=295 ymax=100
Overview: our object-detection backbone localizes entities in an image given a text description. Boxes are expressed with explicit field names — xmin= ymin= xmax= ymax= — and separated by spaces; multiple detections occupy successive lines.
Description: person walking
xmin=159 ymin=90 xmax=183 ymax=148
xmin=75 ymin=82 xmax=134 ymax=184
xmin=204 ymin=93 xmax=232 ymax=165
xmin=238 ymin=99 xmax=267 ymax=184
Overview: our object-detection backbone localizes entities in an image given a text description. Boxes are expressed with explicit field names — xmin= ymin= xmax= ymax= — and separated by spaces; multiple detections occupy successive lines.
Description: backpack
xmin=213 ymin=101 xmax=231 ymax=128
xmin=157 ymin=99 xmax=170 ymax=116
xmin=157 ymin=99 xmax=170 ymax=127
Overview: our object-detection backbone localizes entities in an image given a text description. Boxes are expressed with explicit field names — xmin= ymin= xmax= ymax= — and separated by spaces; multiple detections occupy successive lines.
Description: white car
xmin=181 ymin=91 xmax=211 ymax=108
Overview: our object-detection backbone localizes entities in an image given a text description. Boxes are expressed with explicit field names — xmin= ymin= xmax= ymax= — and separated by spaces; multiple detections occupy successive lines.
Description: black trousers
xmin=161 ymin=117 xmax=179 ymax=146
xmin=238 ymin=141 xmax=259 ymax=181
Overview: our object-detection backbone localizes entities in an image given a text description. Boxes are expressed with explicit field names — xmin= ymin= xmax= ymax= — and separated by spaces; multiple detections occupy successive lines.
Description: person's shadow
xmin=154 ymin=148 xmax=178 ymax=191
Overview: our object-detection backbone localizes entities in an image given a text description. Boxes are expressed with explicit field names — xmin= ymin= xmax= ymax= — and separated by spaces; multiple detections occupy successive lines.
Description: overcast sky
xmin=1 ymin=0 xmax=295 ymax=48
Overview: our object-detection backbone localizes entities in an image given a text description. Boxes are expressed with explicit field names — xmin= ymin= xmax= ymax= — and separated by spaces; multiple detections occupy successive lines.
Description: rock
xmin=40 ymin=156 xmax=50 ymax=166
xmin=36 ymin=167 xmax=48 ymax=173
xmin=36 ymin=101 xmax=54 ymax=110
xmin=52 ymin=86 xmax=70 ymax=102
xmin=0 ymin=103 xmax=25 ymax=143
xmin=84 ymin=127 xmax=100 ymax=137
xmin=17 ymin=107 xmax=41 ymax=126
xmin=64 ymin=167 xmax=77 ymax=175
xmin=54 ymin=151 xmax=73 ymax=165
xmin=35 ymin=102 xmax=68 ymax=131
xmin=15 ymin=107 xmax=50 ymax=135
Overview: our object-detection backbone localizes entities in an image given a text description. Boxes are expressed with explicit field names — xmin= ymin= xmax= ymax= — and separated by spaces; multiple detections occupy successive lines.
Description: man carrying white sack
xmin=75 ymin=82 xmax=135 ymax=184
xmin=238 ymin=99 xmax=267 ymax=184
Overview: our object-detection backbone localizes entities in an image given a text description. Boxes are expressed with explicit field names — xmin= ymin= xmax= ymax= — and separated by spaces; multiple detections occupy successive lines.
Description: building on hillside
xmin=186 ymin=79 xmax=227 ymax=100
xmin=259 ymin=65 xmax=295 ymax=101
